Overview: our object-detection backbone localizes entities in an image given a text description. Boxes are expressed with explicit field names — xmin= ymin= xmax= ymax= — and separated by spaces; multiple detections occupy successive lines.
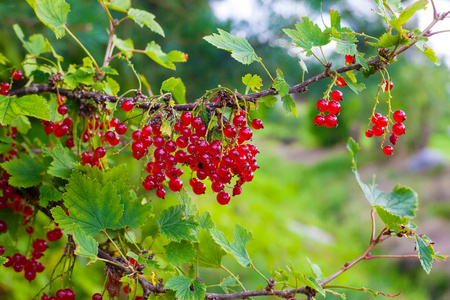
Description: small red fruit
xmin=336 ymin=77 xmax=346 ymax=86
xmin=345 ymin=55 xmax=354 ymax=64
xmin=393 ymin=110 xmax=406 ymax=123
xmin=11 ymin=70 xmax=23 ymax=80
xmin=389 ymin=134 xmax=398 ymax=145
xmin=121 ymin=100 xmax=134 ymax=111
xmin=365 ymin=130 xmax=373 ymax=138
xmin=251 ymin=119 xmax=264 ymax=130
xmin=392 ymin=123 xmax=405 ymax=135
xmin=57 ymin=105 xmax=68 ymax=115
xmin=313 ymin=115 xmax=325 ymax=127
xmin=330 ymin=90 xmax=343 ymax=101
xmin=327 ymin=101 xmax=341 ymax=115
xmin=324 ymin=114 xmax=338 ymax=128
xmin=217 ymin=191 xmax=230 ymax=205
xmin=383 ymin=145 xmax=394 ymax=155
xmin=372 ymin=125 xmax=385 ymax=136
xmin=316 ymin=99 xmax=328 ymax=112
xmin=384 ymin=80 xmax=393 ymax=91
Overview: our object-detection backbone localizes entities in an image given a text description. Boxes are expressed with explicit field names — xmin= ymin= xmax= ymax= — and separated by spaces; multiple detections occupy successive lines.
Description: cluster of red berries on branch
xmin=0 ymin=70 xmax=23 ymax=96
xmin=365 ymin=110 xmax=406 ymax=155
xmin=41 ymin=288 xmax=76 ymax=300
xmin=313 ymin=90 xmax=344 ymax=128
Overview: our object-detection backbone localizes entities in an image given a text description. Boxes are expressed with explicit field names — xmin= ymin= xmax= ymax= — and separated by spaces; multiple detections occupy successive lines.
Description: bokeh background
xmin=0 ymin=0 xmax=449 ymax=299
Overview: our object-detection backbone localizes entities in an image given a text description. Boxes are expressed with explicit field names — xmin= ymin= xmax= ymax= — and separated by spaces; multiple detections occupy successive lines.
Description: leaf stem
xmin=103 ymin=230 xmax=128 ymax=262
xmin=370 ymin=208 xmax=376 ymax=243
xmin=63 ymin=25 xmax=100 ymax=74
xmin=250 ymin=261 xmax=269 ymax=284
xmin=221 ymin=265 xmax=246 ymax=292
xmin=258 ymin=60 xmax=274 ymax=83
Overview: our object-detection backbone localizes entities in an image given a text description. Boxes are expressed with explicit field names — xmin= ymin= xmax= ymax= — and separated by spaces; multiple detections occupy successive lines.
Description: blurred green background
xmin=0 ymin=0 xmax=449 ymax=299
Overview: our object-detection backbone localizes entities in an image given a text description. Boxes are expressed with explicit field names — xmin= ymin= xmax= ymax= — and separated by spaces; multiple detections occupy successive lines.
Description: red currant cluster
xmin=141 ymin=111 xmax=261 ymax=205
xmin=313 ymin=90 xmax=343 ymax=128
xmin=0 ymin=70 xmax=23 ymax=96
xmin=365 ymin=110 xmax=406 ymax=155
xmin=41 ymin=288 xmax=76 ymax=300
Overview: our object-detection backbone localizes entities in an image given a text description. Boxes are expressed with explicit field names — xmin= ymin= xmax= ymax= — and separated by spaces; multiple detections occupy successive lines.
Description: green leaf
xmin=178 ymin=188 xmax=197 ymax=216
xmin=72 ymin=224 xmax=98 ymax=264
xmin=39 ymin=185 xmax=62 ymax=207
xmin=0 ymin=95 xmax=51 ymax=125
xmin=34 ymin=0 xmax=69 ymax=39
xmin=103 ymin=76 xmax=120 ymax=96
xmin=197 ymin=211 xmax=214 ymax=230
xmin=261 ymin=95 xmax=278 ymax=107
xmin=372 ymin=33 xmax=402 ymax=48
xmin=307 ymin=257 xmax=324 ymax=281
xmin=13 ymin=24 xmax=51 ymax=56
xmin=346 ymin=80 xmax=366 ymax=94
xmin=105 ymin=0 xmax=130 ymax=12
xmin=161 ymin=77 xmax=186 ymax=104
xmin=165 ymin=240 xmax=195 ymax=267
xmin=197 ymin=229 xmax=226 ymax=268
xmin=242 ymin=74 xmax=263 ymax=92
xmin=61 ymin=68 xmax=94 ymax=88
xmin=0 ymin=52 xmax=10 ymax=65
xmin=282 ymin=95 xmax=298 ymax=117
xmin=141 ymin=215 xmax=159 ymax=241
xmin=219 ymin=276 xmax=238 ymax=294
xmin=112 ymin=195 xmax=151 ymax=230
xmin=11 ymin=115 xmax=31 ymax=134
xmin=145 ymin=41 xmax=187 ymax=70
xmin=165 ymin=276 xmax=206 ymax=300
xmin=128 ymin=8 xmax=164 ymax=37
xmin=347 ymin=138 xmax=418 ymax=218
xmin=273 ymin=69 xmax=290 ymax=97
xmin=203 ymin=29 xmax=260 ymax=65
xmin=331 ymin=37 xmax=357 ymax=55
xmin=375 ymin=205 xmax=409 ymax=231
xmin=51 ymin=171 xmax=123 ymax=237
xmin=329 ymin=10 xmax=341 ymax=29
xmin=283 ymin=17 xmax=330 ymax=56
xmin=101 ymin=66 xmax=118 ymax=75
xmin=355 ymin=53 xmax=368 ymax=70
xmin=157 ymin=205 xmax=198 ymax=243
xmin=304 ymin=276 xmax=326 ymax=297
xmin=418 ymin=47 xmax=440 ymax=66
xmin=42 ymin=143 xmax=77 ymax=179
xmin=210 ymin=224 xmax=252 ymax=267
xmin=1 ymin=155 xmax=46 ymax=187
xmin=0 ymin=207 xmax=22 ymax=237
xmin=416 ymin=235 xmax=434 ymax=274
xmin=386 ymin=0 xmax=402 ymax=13
xmin=0 ymin=256 xmax=7 ymax=266
xmin=389 ymin=0 xmax=428 ymax=33
xmin=113 ymin=35 xmax=134 ymax=57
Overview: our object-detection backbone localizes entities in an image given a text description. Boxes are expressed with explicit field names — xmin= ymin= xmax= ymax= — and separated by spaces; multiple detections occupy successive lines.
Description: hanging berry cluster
xmin=313 ymin=90 xmax=343 ymax=128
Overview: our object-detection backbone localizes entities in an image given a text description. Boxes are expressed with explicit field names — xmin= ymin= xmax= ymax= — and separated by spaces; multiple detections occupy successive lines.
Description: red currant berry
xmin=168 ymin=178 xmax=183 ymax=192
xmin=316 ymin=99 xmax=328 ymax=112
xmin=211 ymin=181 xmax=224 ymax=193
xmin=217 ymin=191 xmax=230 ymax=205
xmin=24 ymin=269 xmax=36 ymax=281
xmin=191 ymin=117 xmax=203 ymax=129
xmin=26 ymin=226 xmax=34 ymax=234
xmin=376 ymin=116 xmax=388 ymax=128
xmin=57 ymin=105 xmax=68 ymax=115
xmin=13 ymin=263 xmax=24 ymax=272
xmin=383 ymin=145 xmax=393 ymax=155
xmin=384 ymin=80 xmax=393 ymax=91
xmin=232 ymin=185 xmax=242 ymax=196
xmin=0 ymin=245 xmax=4 ymax=255
xmin=324 ymin=114 xmax=338 ymax=128
xmin=224 ymin=125 xmax=236 ymax=138
xmin=116 ymin=123 xmax=127 ymax=135
xmin=41 ymin=294 xmax=50 ymax=300
xmin=1 ymin=82 xmax=10 ymax=90
xmin=389 ymin=134 xmax=398 ymax=145
xmin=46 ymin=230 xmax=56 ymax=242
xmin=251 ymin=118 xmax=264 ymax=130
xmin=327 ymin=100 xmax=341 ymax=115
xmin=65 ymin=138 xmax=74 ymax=148
xmin=94 ymin=147 xmax=106 ymax=159
xmin=0 ymin=220 xmax=7 ymax=233
xmin=180 ymin=112 xmax=193 ymax=127
xmin=109 ymin=118 xmax=120 ymax=128
xmin=233 ymin=115 xmax=246 ymax=128
xmin=330 ymin=90 xmax=343 ymax=101
xmin=0 ymin=89 xmax=8 ymax=96
xmin=92 ymin=293 xmax=103 ymax=300
xmin=345 ymin=55 xmax=354 ymax=64
xmin=192 ymin=181 xmax=206 ymax=195
xmin=392 ymin=123 xmax=405 ymax=136
xmin=313 ymin=115 xmax=325 ymax=127
xmin=156 ymin=188 xmax=166 ymax=199
xmin=372 ymin=125 xmax=385 ymax=136
xmin=56 ymin=289 xmax=67 ymax=300
xmin=33 ymin=239 xmax=48 ymax=253
xmin=365 ymin=130 xmax=373 ymax=138
xmin=65 ymin=289 xmax=75 ymax=300
xmin=393 ymin=110 xmax=406 ymax=123
xmin=105 ymin=131 xmax=120 ymax=146
xmin=11 ymin=70 xmax=23 ymax=80
xmin=121 ymin=100 xmax=134 ymax=111
xmin=132 ymin=130 xmax=142 ymax=141
xmin=371 ymin=113 xmax=382 ymax=124
xmin=44 ymin=125 xmax=54 ymax=135
xmin=336 ymin=77 xmax=346 ymax=87
xmin=239 ymin=127 xmax=253 ymax=141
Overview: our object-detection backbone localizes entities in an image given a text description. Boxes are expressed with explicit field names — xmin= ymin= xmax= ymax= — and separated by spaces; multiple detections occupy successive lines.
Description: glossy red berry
xmin=345 ymin=55 xmax=354 ymax=64
xmin=316 ymin=99 xmax=328 ymax=112
xmin=1 ymin=82 xmax=10 ymax=90
xmin=393 ymin=110 xmax=406 ymax=123
xmin=371 ymin=113 xmax=382 ymax=124
xmin=65 ymin=289 xmax=75 ymax=300
xmin=57 ymin=105 xmax=68 ymax=115
xmin=336 ymin=77 xmax=346 ymax=87
xmin=233 ymin=115 xmax=246 ymax=128
xmin=217 ymin=191 xmax=230 ymax=205
xmin=56 ymin=289 xmax=67 ymax=300
xmin=0 ymin=220 xmax=7 ymax=233
xmin=313 ymin=115 xmax=325 ymax=127
xmin=105 ymin=131 xmax=120 ymax=146
xmin=0 ymin=245 xmax=4 ymax=255
xmin=383 ymin=145 xmax=393 ymax=155
xmin=11 ymin=70 xmax=23 ymax=80
xmin=44 ymin=125 xmax=54 ymax=135
xmin=24 ymin=269 xmax=36 ymax=281
xmin=41 ymin=294 xmax=50 ymax=300
xmin=192 ymin=181 xmax=206 ymax=195
xmin=94 ymin=147 xmax=106 ymax=158
xmin=109 ymin=118 xmax=120 ymax=128
xmin=372 ymin=125 xmax=385 ymax=136
xmin=392 ymin=123 xmax=405 ymax=135
xmin=330 ymin=90 xmax=343 ymax=101
xmin=26 ymin=226 xmax=34 ymax=234
xmin=65 ymin=138 xmax=74 ymax=148
xmin=384 ymin=80 xmax=393 ymax=91
xmin=365 ymin=130 xmax=373 ymax=138
xmin=251 ymin=119 xmax=264 ymax=130
xmin=324 ymin=114 xmax=338 ymax=128
xmin=191 ymin=117 xmax=203 ymax=129
xmin=224 ymin=125 xmax=236 ymax=138
xmin=239 ymin=127 xmax=253 ymax=141
xmin=168 ymin=178 xmax=183 ymax=192
xmin=376 ymin=116 xmax=388 ymax=128
xmin=156 ymin=188 xmax=166 ymax=199
xmin=327 ymin=101 xmax=341 ymax=115
xmin=116 ymin=123 xmax=127 ymax=135
xmin=389 ymin=134 xmax=398 ymax=145
xmin=92 ymin=293 xmax=103 ymax=300
xmin=180 ymin=112 xmax=193 ymax=127
xmin=121 ymin=100 xmax=134 ymax=111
